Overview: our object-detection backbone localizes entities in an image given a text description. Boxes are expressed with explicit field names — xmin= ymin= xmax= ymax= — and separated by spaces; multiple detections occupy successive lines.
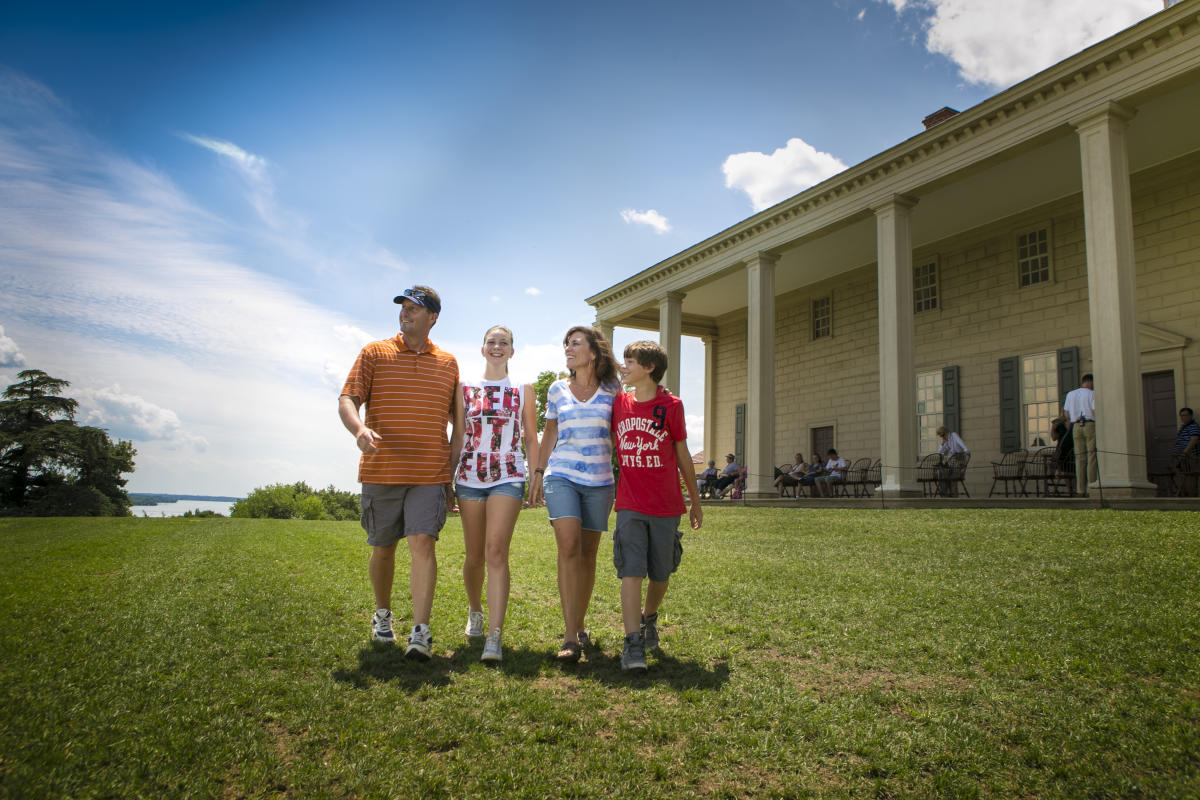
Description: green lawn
xmin=1 ymin=509 xmax=1198 ymax=799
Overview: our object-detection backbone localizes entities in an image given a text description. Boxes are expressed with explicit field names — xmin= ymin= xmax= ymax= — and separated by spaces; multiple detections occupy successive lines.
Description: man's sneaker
xmin=405 ymin=624 xmax=433 ymax=660
xmin=465 ymin=609 xmax=485 ymax=637
xmin=481 ymin=628 xmax=503 ymax=662
xmin=621 ymin=632 xmax=647 ymax=672
xmin=371 ymin=608 xmax=395 ymax=645
xmin=640 ymin=612 xmax=660 ymax=651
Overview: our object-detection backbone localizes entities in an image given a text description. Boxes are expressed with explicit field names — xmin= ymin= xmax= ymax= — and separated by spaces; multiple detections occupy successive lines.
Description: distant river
xmin=129 ymin=499 xmax=236 ymax=517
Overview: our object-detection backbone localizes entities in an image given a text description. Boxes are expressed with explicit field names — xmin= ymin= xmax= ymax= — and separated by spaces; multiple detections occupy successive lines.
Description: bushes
xmin=230 ymin=482 xmax=359 ymax=521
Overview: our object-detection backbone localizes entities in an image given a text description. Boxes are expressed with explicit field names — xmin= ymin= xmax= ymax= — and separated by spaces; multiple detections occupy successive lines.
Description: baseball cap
xmin=393 ymin=287 xmax=441 ymax=314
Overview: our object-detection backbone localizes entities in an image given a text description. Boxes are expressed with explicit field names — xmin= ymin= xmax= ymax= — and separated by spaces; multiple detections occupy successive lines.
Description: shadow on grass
xmin=556 ymin=647 xmax=731 ymax=691
xmin=332 ymin=643 xmax=471 ymax=689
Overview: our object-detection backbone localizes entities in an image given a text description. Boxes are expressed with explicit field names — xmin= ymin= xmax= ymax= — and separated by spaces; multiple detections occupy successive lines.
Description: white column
xmin=658 ymin=291 xmax=685 ymax=395
xmin=874 ymin=195 xmax=920 ymax=496
xmin=745 ymin=252 xmax=778 ymax=498
xmin=702 ymin=335 xmax=716 ymax=467
xmin=594 ymin=318 xmax=614 ymax=349
xmin=1071 ymin=102 xmax=1155 ymax=496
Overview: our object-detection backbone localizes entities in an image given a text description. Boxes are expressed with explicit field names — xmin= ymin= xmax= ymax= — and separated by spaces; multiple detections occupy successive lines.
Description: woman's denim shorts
xmin=455 ymin=481 xmax=525 ymax=502
xmin=543 ymin=475 xmax=613 ymax=532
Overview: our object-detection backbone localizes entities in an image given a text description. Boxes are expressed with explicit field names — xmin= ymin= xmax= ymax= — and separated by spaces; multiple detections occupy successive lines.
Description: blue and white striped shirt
xmin=544 ymin=379 xmax=616 ymax=486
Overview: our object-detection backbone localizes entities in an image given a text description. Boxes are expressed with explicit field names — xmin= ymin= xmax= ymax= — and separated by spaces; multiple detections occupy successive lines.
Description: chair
xmin=916 ymin=453 xmax=942 ymax=497
xmin=1024 ymin=447 xmax=1056 ymax=497
xmin=866 ymin=459 xmax=882 ymax=496
xmin=777 ymin=464 xmax=797 ymax=497
xmin=988 ymin=450 xmax=1028 ymax=497
xmin=842 ymin=458 xmax=873 ymax=497
xmin=1045 ymin=448 xmax=1076 ymax=497
xmin=942 ymin=452 xmax=971 ymax=497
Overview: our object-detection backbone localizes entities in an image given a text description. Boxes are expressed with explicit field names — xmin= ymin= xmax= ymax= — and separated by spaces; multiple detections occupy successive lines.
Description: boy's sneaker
xmin=465 ymin=609 xmax=485 ymax=637
xmin=621 ymin=632 xmax=647 ymax=672
xmin=481 ymin=628 xmax=503 ymax=662
xmin=405 ymin=624 xmax=433 ymax=660
xmin=640 ymin=612 xmax=660 ymax=651
xmin=371 ymin=608 xmax=395 ymax=645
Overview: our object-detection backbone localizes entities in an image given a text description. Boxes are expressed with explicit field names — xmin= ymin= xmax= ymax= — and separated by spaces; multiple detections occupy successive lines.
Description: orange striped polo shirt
xmin=341 ymin=335 xmax=460 ymax=485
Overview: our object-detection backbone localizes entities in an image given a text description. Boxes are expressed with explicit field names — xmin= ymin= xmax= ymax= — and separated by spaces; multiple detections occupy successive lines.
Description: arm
xmin=521 ymin=384 xmax=540 ymax=507
xmin=528 ymin=418 xmax=557 ymax=506
xmin=339 ymin=394 xmax=381 ymax=454
xmin=446 ymin=382 xmax=465 ymax=510
xmin=675 ymin=439 xmax=702 ymax=530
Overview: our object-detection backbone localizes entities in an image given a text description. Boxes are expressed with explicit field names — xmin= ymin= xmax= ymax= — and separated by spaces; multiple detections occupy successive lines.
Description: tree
xmin=0 ymin=370 xmax=136 ymax=516
xmin=533 ymin=370 xmax=567 ymax=432
xmin=230 ymin=481 xmax=360 ymax=521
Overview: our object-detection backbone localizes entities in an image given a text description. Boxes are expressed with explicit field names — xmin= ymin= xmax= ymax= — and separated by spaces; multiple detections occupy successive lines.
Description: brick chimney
xmin=922 ymin=107 xmax=960 ymax=130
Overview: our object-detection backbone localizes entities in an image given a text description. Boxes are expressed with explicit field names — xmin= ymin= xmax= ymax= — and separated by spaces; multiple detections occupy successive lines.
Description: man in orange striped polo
xmin=339 ymin=285 xmax=464 ymax=659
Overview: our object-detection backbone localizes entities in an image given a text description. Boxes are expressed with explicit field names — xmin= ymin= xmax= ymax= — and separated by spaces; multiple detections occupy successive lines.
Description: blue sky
xmin=0 ymin=0 xmax=1161 ymax=495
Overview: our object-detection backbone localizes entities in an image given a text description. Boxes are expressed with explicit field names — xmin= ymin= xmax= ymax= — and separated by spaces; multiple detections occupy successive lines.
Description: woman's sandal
xmin=576 ymin=630 xmax=593 ymax=649
xmin=555 ymin=640 xmax=582 ymax=663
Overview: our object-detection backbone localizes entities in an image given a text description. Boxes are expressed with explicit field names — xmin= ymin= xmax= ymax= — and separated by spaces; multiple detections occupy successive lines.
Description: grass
xmin=1 ymin=508 xmax=1198 ymax=799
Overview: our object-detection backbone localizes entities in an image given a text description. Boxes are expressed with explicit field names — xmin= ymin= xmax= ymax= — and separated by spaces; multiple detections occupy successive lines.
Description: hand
xmin=355 ymin=427 xmax=382 ymax=454
xmin=689 ymin=503 xmax=703 ymax=531
xmin=527 ymin=472 xmax=545 ymax=507
xmin=444 ymin=484 xmax=457 ymax=514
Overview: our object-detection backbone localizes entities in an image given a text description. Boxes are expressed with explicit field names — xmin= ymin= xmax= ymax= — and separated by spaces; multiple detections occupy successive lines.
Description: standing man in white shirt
xmin=1062 ymin=373 xmax=1096 ymax=497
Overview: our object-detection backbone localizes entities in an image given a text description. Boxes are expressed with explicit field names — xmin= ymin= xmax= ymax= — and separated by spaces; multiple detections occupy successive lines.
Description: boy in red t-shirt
xmin=611 ymin=341 xmax=703 ymax=672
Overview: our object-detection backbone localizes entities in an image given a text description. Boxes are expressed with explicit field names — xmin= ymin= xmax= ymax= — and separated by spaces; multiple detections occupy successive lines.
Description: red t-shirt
xmin=612 ymin=387 xmax=687 ymax=517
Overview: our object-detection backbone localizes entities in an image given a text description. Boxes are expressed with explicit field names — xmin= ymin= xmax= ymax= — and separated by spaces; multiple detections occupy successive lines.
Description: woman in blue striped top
xmin=528 ymin=325 xmax=620 ymax=662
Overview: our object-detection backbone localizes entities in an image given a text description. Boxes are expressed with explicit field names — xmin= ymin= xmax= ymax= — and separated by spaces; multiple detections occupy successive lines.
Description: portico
xmin=589 ymin=4 xmax=1200 ymax=499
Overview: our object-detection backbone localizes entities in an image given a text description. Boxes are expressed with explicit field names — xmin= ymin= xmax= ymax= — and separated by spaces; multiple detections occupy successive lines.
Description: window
xmin=914 ymin=259 xmax=938 ymax=312
xmin=916 ymin=370 xmax=943 ymax=455
xmin=1017 ymin=227 xmax=1051 ymax=287
xmin=1022 ymin=352 xmax=1058 ymax=446
xmin=812 ymin=296 xmax=831 ymax=340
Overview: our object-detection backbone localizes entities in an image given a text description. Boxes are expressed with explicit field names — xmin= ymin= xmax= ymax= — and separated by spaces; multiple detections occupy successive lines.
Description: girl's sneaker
xmin=465 ymin=609 xmax=485 ymax=637
xmin=481 ymin=628 xmax=503 ymax=662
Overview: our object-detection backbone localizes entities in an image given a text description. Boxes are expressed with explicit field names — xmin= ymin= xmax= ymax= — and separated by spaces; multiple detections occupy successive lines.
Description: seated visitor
xmin=713 ymin=453 xmax=741 ymax=499
xmin=773 ymin=453 xmax=808 ymax=493
xmin=935 ymin=426 xmax=969 ymax=496
xmin=813 ymin=448 xmax=847 ymax=497
xmin=1172 ymin=407 xmax=1199 ymax=496
xmin=697 ymin=460 xmax=719 ymax=498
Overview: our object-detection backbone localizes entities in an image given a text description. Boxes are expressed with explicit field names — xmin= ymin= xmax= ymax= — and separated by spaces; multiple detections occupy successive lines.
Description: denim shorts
xmin=543 ymin=475 xmax=613 ymax=532
xmin=455 ymin=481 xmax=525 ymax=502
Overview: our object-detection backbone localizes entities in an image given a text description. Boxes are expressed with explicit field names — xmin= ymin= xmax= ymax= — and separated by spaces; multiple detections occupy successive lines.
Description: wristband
xmin=534 ymin=468 xmax=545 ymax=474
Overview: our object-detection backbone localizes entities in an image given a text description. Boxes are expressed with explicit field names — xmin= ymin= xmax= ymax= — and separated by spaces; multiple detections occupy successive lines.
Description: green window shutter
xmin=734 ymin=403 xmax=746 ymax=467
xmin=942 ymin=365 xmax=961 ymax=437
xmin=1057 ymin=346 xmax=1080 ymax=406
xmin=998 ymin=357 xmax=1020 ymax=453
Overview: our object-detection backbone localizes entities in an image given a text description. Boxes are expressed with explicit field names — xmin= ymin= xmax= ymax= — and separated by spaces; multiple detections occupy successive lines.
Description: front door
xmin=1142 ymin=371 xmax=1176 ymax=494
xmin=812 ymin=426 xmax=834 ymax=463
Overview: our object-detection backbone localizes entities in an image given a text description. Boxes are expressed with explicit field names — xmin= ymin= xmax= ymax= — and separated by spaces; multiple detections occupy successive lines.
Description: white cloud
xmin=76 ymin=383 xmax=208 ymax=452
xmin=857 ymin=8 xmax=867 ymax=21
xmin=723 ymin=137 xmax=848 ymax=211
xmin=360 ymin=245 xmax=409 ymax=273
xmin=620 ymin=208 xmax=672 ymax=234
xmin=524 ymin=287 xmax=542 ymax=296
xmin=0 ymin=325 xmax=26 ymax=368
xmin=879 ymin=0 xmax=1160 ymax=87
xmin=180 ymin=132 xmax=282 ymax=228
xmin=0 ymin=71 xmax=385 ymax=493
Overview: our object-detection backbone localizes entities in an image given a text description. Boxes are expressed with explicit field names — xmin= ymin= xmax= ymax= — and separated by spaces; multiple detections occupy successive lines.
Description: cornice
xmin=588 ymin=4 xmax=1200 ymax=314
